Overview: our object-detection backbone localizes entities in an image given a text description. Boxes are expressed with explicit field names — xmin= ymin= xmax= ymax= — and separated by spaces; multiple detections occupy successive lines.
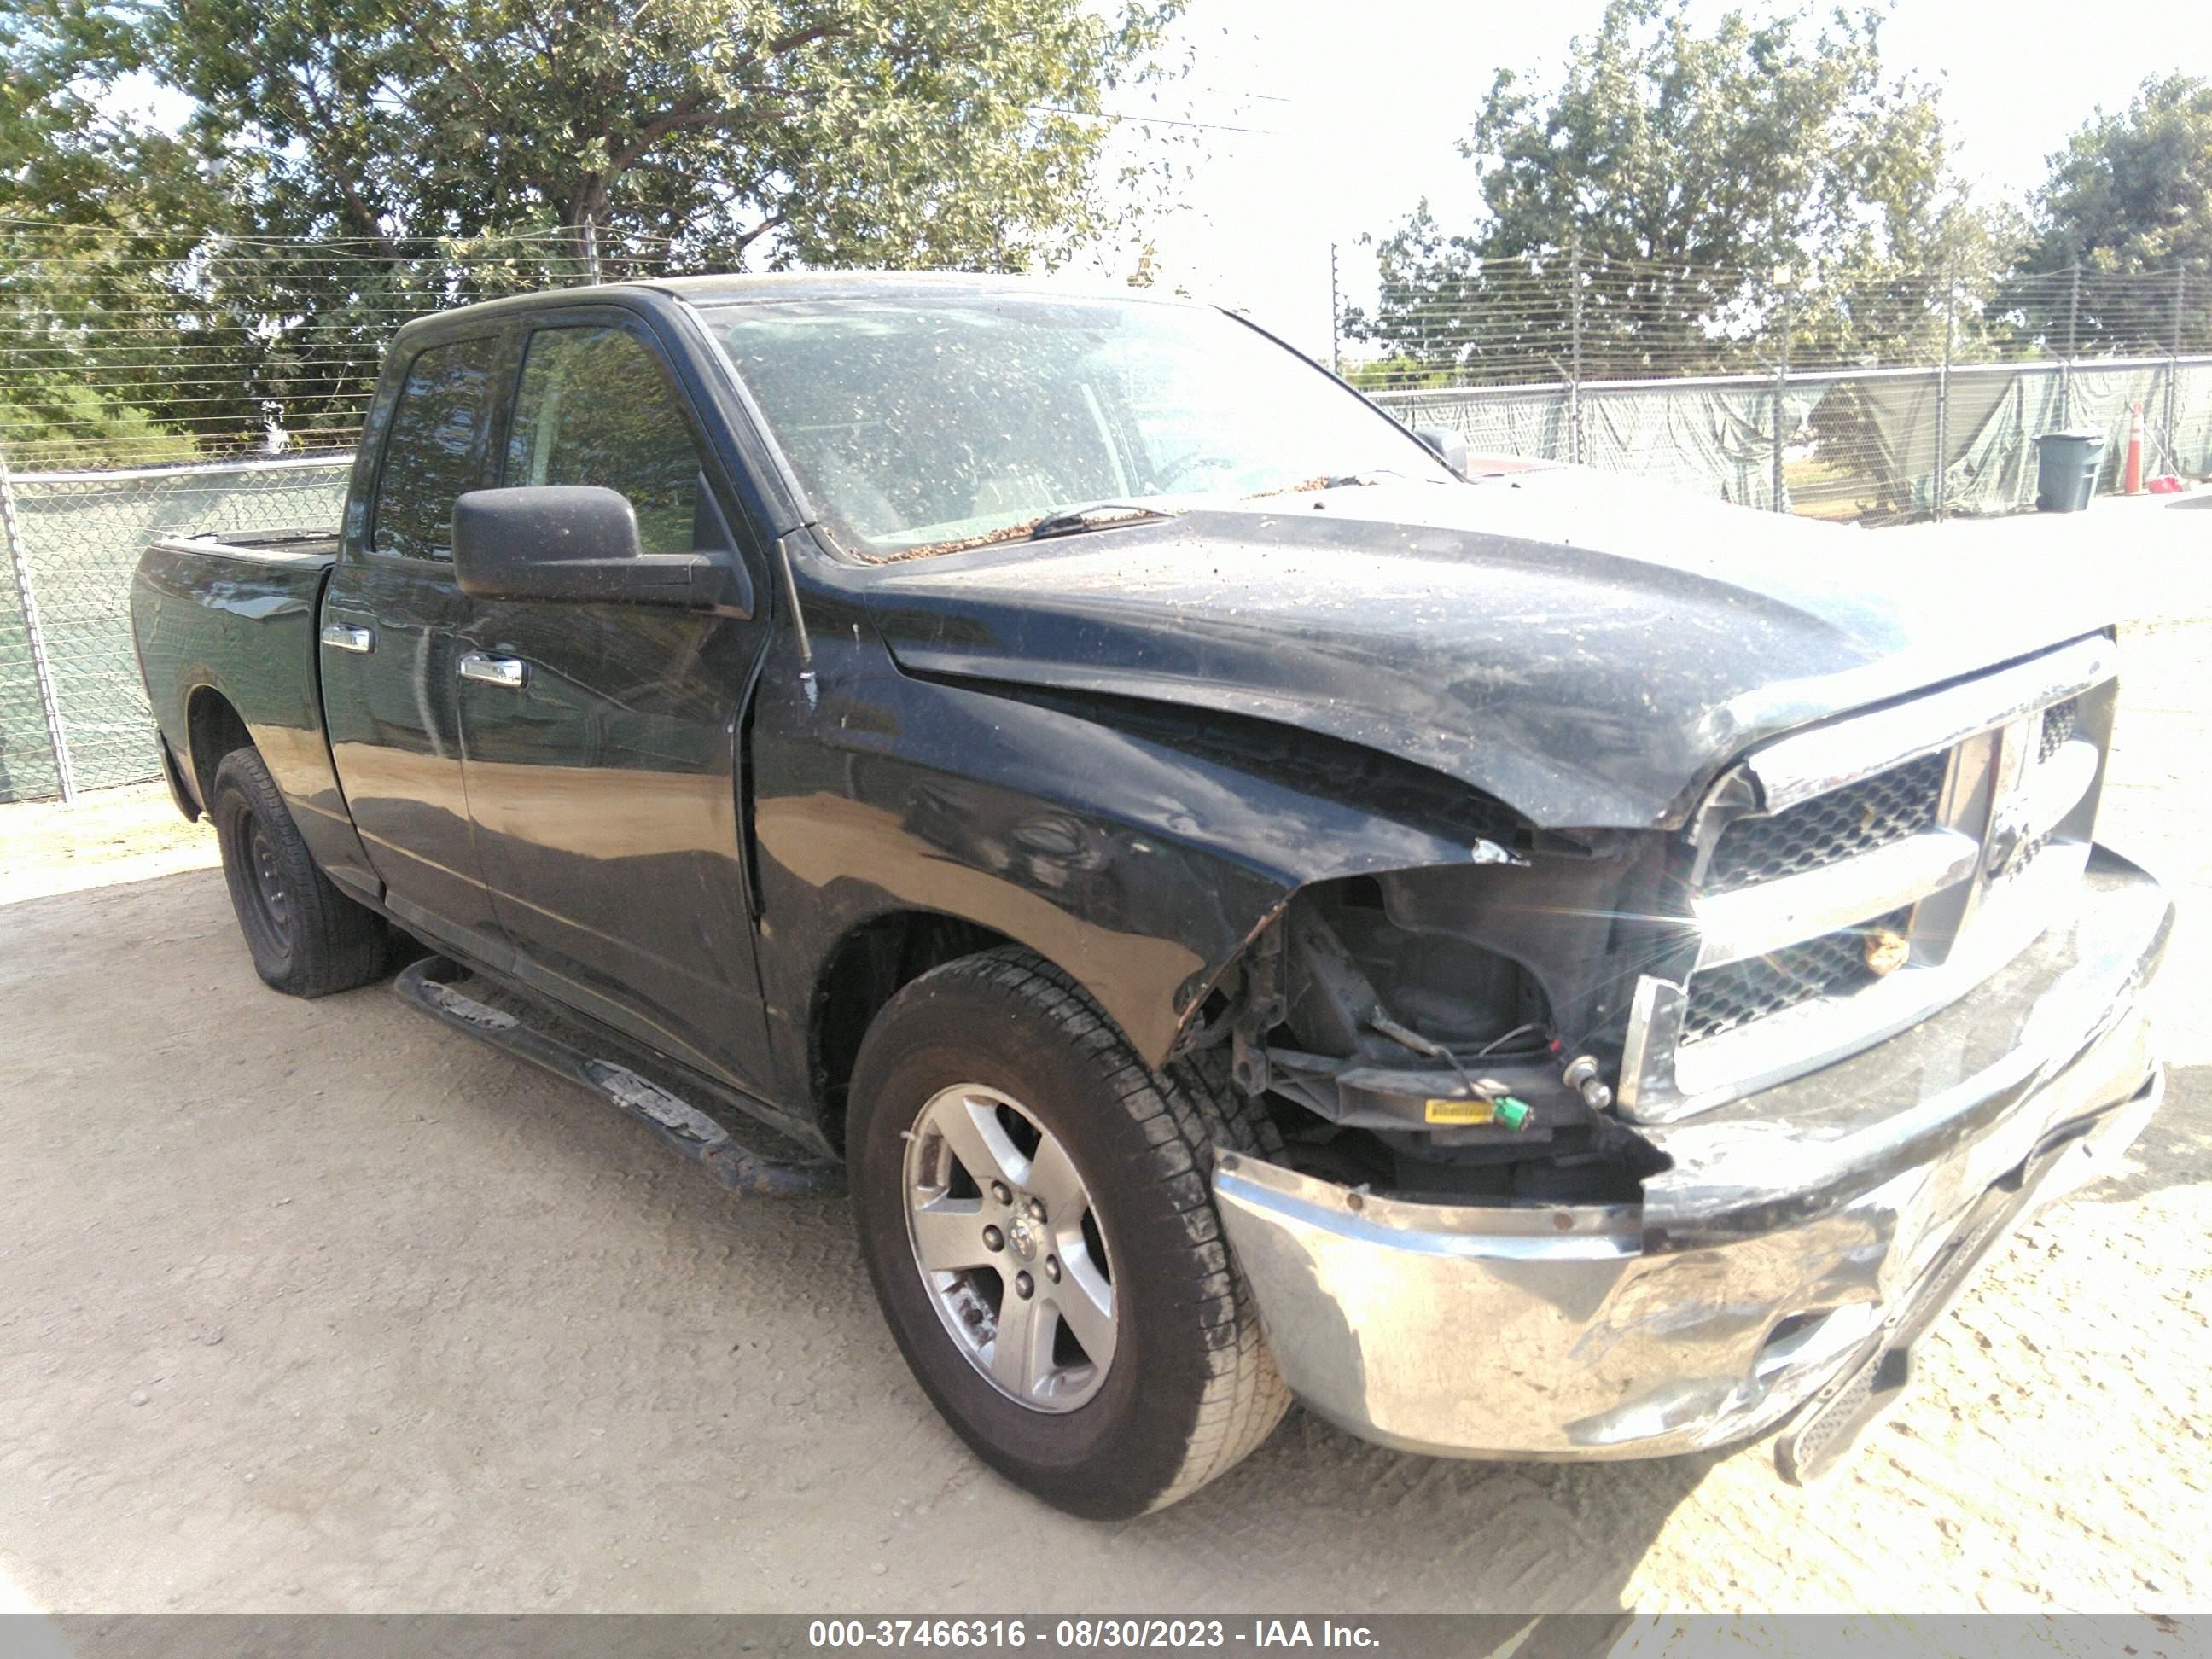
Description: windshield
xmin=701 ymin=290 xmax=1452 ymax=558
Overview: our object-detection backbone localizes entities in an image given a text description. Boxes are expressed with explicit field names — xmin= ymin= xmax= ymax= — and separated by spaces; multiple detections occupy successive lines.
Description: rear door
xmin=455 ymin=308 xmax=775 ymax=1091
xmin=320 ymin=324 xmax=509 ymax=962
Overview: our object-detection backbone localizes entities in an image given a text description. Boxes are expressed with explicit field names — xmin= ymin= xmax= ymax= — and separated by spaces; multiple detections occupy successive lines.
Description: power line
xmin=1029 ymin=104 xmax=1276 ymax=137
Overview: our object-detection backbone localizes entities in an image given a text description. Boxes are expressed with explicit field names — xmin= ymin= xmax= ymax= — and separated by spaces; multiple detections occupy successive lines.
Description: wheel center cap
xmin=1005 ymin=1215 xmax=1040 ymax=1262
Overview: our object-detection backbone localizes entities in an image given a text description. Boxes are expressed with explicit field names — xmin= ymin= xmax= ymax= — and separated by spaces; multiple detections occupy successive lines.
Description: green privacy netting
xmin=0 ymin=565 xmax=55 ymax=805
xmin=0 ymin=457 xmax=352 ymax=804
xmin=1368 ymin=383 xmax=1573 ymax=466
xmin=1375 ymin=355 xmax=2212 ymax=520
xmin=1381 ymin=376 xmax=1828 ymax=511
xmin=1851 ymin=358 xmax=2212 ymax=517
xmin=1581 ymin=379 xmax=1826 ymax=511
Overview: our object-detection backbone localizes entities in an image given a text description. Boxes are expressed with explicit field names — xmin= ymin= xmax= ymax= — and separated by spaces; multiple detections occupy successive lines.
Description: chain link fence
xmin=1340 ymin=253 xmax=2212 ymax=518
xmin=1363 ymin=354 xmax=2212 ymax=519
xmin=0 ymin=455 xmax=354 ymax=803
xmin=3 ymin=220 xmax=2210 ymax=805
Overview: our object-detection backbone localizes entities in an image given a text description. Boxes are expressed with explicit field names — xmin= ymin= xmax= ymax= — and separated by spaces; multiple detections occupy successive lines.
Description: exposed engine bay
xmin=1179 ymin=846 xmax=1676 ymax=1207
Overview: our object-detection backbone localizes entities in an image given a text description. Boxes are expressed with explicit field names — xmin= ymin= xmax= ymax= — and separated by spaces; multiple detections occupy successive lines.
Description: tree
xmin=1344 ymin=0 xmax=1971 ymax=381
xmin=0 ymin=5 xmax=231 ymax=460
xmin=1996 ymin=75 xmax=2211 ymax=356
xmin=1 ymin=0 xmax=1190 ymax=458
xmin=2022 ymin=75 xmax=2212 ymax=273
xmin=11 ymin=0 xmax=1186 ymax=269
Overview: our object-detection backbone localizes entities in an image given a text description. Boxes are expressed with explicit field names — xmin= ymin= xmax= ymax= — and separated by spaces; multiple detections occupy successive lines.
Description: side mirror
xmin=1413 ymin=426 xmax=1470 ymax=478
xmin=451 ymin=486 xmax=719 ymax=608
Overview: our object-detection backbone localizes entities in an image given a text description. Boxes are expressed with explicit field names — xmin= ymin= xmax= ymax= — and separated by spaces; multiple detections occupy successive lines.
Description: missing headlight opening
xmin=1205 ymin=860 xmax=1672 ymax=1207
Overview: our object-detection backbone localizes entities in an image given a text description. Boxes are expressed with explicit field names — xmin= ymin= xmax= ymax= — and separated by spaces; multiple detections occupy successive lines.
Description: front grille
xmin=1627 ymin=648 xmax=2119 ymax=1122
xmin=1681 ymin=907 xmax=1912 ymax=1045
xmin=1994 ymin=699 xmax=2081 ymax=885
xmin=1703 ymin=750 xmax=1947 ymax=896
xmin=2039 ymin=698 xmax=2077 ymax=762
xmin=1995 ymin=827 xmax=2056 ymax=884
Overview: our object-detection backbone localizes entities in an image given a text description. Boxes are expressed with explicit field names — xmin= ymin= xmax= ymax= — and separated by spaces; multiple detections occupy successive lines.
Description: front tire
xmin=848 ymin=947 xmax=1288 ymax=1518
xmin=209 ymin=747 xmax=388 ymax=997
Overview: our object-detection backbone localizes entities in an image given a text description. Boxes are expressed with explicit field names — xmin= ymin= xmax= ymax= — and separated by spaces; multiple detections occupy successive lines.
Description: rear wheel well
xmin=812 ymin=911 xmax=1016 ymax=1150
xmin=186 ymin=688 xmax=253 ymax=812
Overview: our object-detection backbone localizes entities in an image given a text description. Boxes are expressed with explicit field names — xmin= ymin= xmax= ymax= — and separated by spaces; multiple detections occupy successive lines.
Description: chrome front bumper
xmin=1213 ymin=846 xmax=2172 ymax=1463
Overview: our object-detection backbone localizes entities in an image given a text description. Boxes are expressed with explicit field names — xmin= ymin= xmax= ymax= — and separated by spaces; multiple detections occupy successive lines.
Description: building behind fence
xmin=3 ymin=221 xmax=2209 ymax=804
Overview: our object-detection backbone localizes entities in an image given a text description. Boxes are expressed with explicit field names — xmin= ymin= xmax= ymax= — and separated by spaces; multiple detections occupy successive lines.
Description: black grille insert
xmin=1705 ymin=751 xmax=1947 ymax=896
xmin=1683 ymin=908 xmax=1912 ymax=1045
xmin=2039 ymin=698 xmax=2078 ymax=763
xmin=1994 ymin=699 xmax=2083 ymax=884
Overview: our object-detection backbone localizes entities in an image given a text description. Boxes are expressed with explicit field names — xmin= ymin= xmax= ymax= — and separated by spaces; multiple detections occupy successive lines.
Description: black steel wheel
xmin=210 ymin=747 xmax=388 ymax=997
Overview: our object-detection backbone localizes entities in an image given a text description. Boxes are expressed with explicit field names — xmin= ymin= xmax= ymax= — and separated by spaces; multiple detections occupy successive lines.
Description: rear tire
xmin=847 ymin=946 xmax=1289 ymax=1518
xmin=210 ymin=747 xmax=388 ymax=997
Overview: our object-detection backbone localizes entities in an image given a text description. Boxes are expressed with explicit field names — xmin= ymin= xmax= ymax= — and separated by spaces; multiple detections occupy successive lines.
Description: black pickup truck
xmin=131 ymin=273 xmax=2171 ymax=1518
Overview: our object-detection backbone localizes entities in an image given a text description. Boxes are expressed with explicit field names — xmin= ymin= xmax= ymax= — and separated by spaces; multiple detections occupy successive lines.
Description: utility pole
xmin=1935 ymin=262 xmax=1956 ymax=521
xmin=1328 ymin=242 xmax=1341 ymax=377
xmin=0 ymin=439 xmax=76 ymax=803
xmin=1568 ymin=236 xmax=1585 ymax=466
xmin=2060 ymin=260 xmax=2081 ymax=428
xmin=583 ymin=214 xmax=602 ymax=286
xmin=1771 ymin=285 xmax=1792 ymax=513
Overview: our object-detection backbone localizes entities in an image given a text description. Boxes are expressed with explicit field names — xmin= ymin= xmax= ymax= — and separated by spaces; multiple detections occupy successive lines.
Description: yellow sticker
xmin=1423 ymin=1097 xmax=1497 ymax=1125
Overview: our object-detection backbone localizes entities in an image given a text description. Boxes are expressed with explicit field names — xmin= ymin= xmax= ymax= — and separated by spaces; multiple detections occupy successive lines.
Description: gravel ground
xmin=0 ymin=497 xmax=2206 ymax=1619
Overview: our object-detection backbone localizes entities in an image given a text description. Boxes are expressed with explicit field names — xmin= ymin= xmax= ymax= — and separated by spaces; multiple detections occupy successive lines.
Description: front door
xmin=457 ymin=315 xmax=774 ymax=1092
xmin=320 ymin=328 xmax=508 ymax=961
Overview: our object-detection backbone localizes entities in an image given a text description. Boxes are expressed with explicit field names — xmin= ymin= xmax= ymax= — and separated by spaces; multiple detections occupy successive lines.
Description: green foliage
xmin=2023 ymin=75 xmax=2212 ymax=272
xmin=1345 ymin=0 xmax=1983 ymax=380
xmin=17 ymin=0 xmax=1185 ymax=268
xmin=0 ymin=380 xmax=199 ymax=468
xmin=1994 ymin=76 xmax=2212 ymax=355
xmin=1464 ymin=0 xmax=1946 ymax=274
xmin=1336 ymin=354 xmax=1458 ymax=392
xmin=1 ymin=4 xmax=233 ymax=460
xmin=1 ymin=0 xmax=1190 ymax=461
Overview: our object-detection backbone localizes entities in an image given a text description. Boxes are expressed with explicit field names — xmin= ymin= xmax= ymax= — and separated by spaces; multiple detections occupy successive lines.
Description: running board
xmin=393 ymin=954 xmax=842 ymax=1197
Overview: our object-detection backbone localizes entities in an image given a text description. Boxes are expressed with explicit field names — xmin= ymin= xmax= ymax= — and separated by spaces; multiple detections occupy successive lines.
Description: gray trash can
xmin=2034 ymin=430 xmax=2105 ymax=512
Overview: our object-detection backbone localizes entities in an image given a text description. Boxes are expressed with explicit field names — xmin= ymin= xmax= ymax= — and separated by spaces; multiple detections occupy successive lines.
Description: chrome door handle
xmin=319 ymin=622 xmax=375 ymax=654
xmin=458 ymin=653 xmax=529 ymax=690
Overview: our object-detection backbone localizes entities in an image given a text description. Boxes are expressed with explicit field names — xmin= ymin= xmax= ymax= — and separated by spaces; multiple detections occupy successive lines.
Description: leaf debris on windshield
xmin=863 ymin=508 xmax=1164 ymax=563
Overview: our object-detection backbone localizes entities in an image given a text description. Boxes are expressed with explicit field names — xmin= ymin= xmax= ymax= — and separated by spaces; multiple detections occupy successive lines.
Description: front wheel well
xmin=185 ymin=686 xmax=253 ymax=812
xmin=811 ymin=911 xmax=1016 ymax=1150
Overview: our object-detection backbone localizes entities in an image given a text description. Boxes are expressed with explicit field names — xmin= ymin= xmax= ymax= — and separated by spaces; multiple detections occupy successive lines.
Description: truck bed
xmin=131 ymin=526 xmax=369 ymax=891
xmin=148 ymin=527 xmax=342 ymax=564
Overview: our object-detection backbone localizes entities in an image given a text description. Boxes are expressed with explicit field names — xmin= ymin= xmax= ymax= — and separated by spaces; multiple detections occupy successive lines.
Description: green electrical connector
xmin=1494 ymin=1097 xmax=1533 ymax=1131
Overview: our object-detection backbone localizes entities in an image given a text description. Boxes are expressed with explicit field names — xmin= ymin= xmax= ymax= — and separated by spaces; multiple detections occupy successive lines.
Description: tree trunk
xmin=564 ymin=180 xmax=613 ymax=273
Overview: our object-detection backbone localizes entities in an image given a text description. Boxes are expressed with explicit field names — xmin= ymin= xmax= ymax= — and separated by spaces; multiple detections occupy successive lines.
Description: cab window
xmin=370 ymin=335 xmax=500 ymax=562
xmin=504 ymin=325 xmax=709 ymax=556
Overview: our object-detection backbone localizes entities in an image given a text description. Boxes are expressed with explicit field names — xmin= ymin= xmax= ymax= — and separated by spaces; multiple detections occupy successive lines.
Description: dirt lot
xmin=2 ymin=498 xmax=2208 ymax=1618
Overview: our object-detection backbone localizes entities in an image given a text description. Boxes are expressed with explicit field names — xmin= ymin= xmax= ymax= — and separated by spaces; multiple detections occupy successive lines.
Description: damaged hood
xmin=858 ymin=469 xmax=2103 ymax=829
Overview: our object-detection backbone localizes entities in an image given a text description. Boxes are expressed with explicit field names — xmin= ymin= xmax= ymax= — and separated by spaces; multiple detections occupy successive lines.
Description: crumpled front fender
xmin=749 ymin=602 xmax=1545 ymax=1074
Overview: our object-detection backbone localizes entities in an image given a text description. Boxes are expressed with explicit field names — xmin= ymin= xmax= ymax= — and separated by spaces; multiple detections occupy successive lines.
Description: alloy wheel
xmin=900 ymin=1083 xmax=1117 ymax=1412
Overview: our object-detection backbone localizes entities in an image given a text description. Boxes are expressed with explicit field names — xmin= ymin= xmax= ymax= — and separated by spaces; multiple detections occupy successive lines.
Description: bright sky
xmin=1109 ymin=0 xmax=2212 ymax=358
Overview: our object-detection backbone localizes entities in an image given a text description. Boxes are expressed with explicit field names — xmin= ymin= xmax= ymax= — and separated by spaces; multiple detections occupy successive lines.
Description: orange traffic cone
xmin=2125 ymin=402 xmax=2145 ymax=494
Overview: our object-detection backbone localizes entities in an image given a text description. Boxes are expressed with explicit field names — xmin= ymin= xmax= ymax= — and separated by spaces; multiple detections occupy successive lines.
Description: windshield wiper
xmin=1026 ymin=501 xmax=1179 ymax=542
